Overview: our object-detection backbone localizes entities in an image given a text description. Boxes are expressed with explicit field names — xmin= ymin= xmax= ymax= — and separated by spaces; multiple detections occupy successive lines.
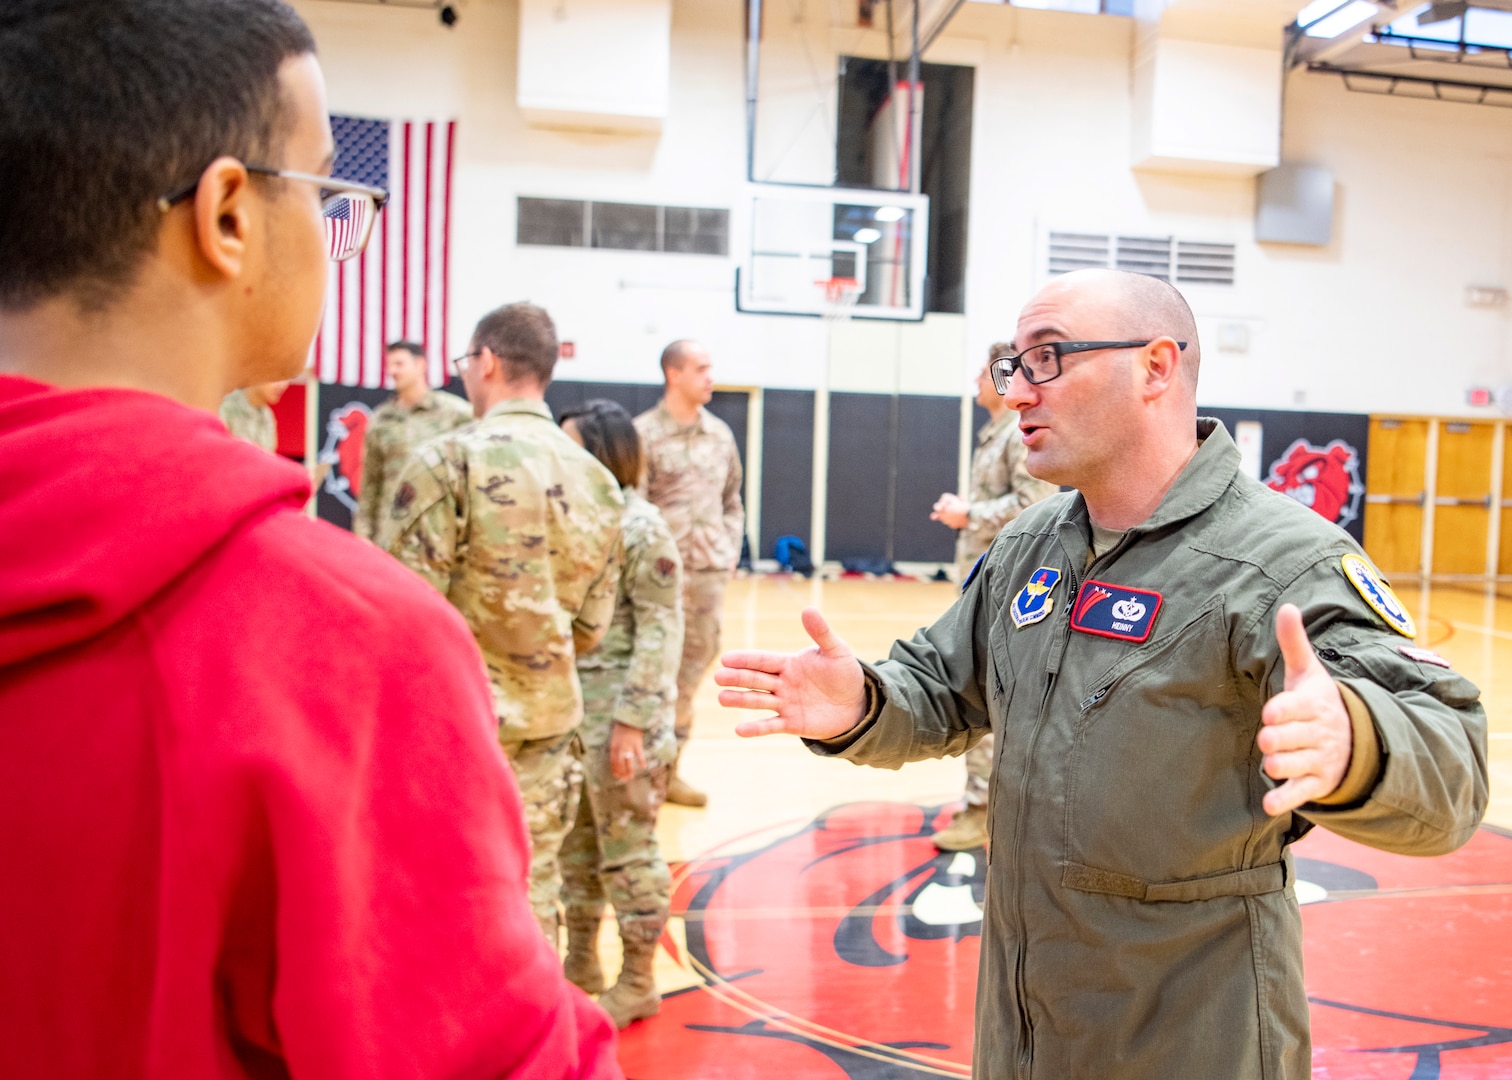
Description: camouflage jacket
xmin=355 ymin=388 xmax=472 ymax=543
xmin=387 ymin=399 xmax=625 ymax=742
xmin=635 ymin=401 xmax=744 ymax=573
xmin=956 ymin=409 xmax=1058 ymax=575
xmin=576 ymin=490 xmax=683 ymax=762
xmin=218 ymin=390 xmax=277 ymax=453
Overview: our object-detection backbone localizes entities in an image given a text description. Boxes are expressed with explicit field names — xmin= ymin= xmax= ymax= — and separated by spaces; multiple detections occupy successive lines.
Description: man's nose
xmin=1001 ymin=365 xmax=1038 ymax=412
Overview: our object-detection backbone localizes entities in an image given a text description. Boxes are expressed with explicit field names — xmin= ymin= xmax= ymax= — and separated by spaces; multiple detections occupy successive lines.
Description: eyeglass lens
xmin=322 ymin=192 xmax=376 ymax=262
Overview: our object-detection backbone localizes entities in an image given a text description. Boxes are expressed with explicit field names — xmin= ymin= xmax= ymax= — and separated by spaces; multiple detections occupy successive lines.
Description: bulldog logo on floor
xmin=1265 ymin=438 xmax=1365 ymax=529
xmin=616 ymin=803 xmax=1512 ymax=1080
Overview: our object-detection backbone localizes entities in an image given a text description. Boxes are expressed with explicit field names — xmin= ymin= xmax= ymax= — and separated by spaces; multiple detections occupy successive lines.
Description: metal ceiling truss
xmin=1308 ymin=61 xmax=1512 ymax=105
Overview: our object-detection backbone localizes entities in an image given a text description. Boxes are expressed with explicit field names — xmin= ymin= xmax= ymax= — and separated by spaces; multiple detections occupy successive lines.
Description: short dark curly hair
xmin=0 ymin=0 xmax=315 ymax=311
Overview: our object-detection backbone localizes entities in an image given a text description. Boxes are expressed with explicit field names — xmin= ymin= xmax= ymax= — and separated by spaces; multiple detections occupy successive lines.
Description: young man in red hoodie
xmin=0 ymin=2 xmax=621 ymax=1077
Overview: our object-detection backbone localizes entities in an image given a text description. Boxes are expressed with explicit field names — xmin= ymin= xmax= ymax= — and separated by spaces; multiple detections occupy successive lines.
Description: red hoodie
xmin=0 ymin=375 xmax=621 ymax=1079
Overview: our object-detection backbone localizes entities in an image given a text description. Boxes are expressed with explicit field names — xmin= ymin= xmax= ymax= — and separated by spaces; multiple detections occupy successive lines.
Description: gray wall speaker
xmin=1255 ymin=164 xmax=1335 ymax=246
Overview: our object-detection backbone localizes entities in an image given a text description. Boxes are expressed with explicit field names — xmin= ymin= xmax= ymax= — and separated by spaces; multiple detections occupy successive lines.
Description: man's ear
xmin=477 ymin=345 xmax=500 ymax=381
xmin=191 ymin=156 xmax=255 ymax=279
xmin=1140 ymin=336 xmax=1184 ymax=401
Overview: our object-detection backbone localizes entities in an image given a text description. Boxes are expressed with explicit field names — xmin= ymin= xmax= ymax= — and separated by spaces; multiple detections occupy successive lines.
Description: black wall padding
xmin=545 ymin=380 xmax=663 ymax=424
xmin=894 ymin=396 xmax=962 ymax=563
xmin=825 ymin=393 xmax=895 ymax=563
xmin=759 ymin=390 xmax=815 ymax=559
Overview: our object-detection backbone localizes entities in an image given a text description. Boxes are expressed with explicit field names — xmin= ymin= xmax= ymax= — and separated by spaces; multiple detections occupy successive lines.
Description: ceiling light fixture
xmin=853 ymin=227 xmax=883 ymax=244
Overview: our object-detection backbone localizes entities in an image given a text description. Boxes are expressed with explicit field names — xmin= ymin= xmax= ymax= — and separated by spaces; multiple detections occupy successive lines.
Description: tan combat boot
xmin=598 ymin=934 xmax=661 ymax=1029
xmin=562 ymin=909 xmax=605 ymax=995
xmin=665 ymin=751 xmax=707 ymax=808
xmin=932 ymin=805 xmax=989 ymax=851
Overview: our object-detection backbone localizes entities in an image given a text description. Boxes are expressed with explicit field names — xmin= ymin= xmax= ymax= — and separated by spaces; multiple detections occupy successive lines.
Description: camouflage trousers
xmin=964 ymin=733 xmax=992 ymax=808
xmin=560 ymin=743 xmax=672 ymax=946
xmin=675 ymin=569 xmax=729 ymax=744
xmin=500 ymin=730 xmax=581 ymax=945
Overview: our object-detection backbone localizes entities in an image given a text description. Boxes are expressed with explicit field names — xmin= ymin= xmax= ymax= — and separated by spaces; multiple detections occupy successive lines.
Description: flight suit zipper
xmin=1008 ymin=553 xmax=1080 ymax=1079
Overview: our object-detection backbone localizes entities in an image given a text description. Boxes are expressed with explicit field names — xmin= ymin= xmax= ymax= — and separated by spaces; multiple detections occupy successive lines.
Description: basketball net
xmin=817 ymin=276 xmax=862 ymax=323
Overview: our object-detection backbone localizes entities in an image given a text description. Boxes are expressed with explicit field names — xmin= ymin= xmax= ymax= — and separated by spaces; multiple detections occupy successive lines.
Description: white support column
xmin=745 ymin=387 xmax=764 ymax=560
xmin=810 ymin=384 xmax=830 ymax=570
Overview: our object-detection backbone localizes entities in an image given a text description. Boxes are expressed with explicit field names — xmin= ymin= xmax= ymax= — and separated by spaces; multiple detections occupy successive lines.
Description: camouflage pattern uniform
xmin=561 ymin=489 xmax=682 ymax=961
xmin=955 ymin=410 xmax=1057 ymax=810
xmin=218 ymin=390 xmax=277 ymax=453
xmin=354 ymin=388 xmax=471 ymax=544
xmin=387 ymin=398 xmax=625 ymax=942
xmin=634 ymin=401 xmax=743 ymax=756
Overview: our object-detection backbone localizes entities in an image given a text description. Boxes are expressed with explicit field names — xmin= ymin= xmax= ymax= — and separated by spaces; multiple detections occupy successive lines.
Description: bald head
xmin=1052 ymin=270 xmax=1200 ymax=389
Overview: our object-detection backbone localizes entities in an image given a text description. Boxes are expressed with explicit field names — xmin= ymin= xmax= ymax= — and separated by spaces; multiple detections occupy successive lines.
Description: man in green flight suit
xmin=387 ymin=302 xmax=625 ymax=945
xmin=715 ymin=269 xmax=1487 ymax=1079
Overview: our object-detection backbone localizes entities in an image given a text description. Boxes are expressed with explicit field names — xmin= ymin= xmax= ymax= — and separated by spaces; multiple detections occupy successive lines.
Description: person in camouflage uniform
xmin=557 ymin=400 xmax=683 ymax=1031
xmin=635 ymin=340 xmax=743 ymax=808
xmin=353 ymin=340 xmax=471 ymax=545
xmin=387 ymin=303 xmax=624 ymax=944
xmin=218 ymin=380 xmax=289 ymax=452
xmin=927 ymin=347 xmax=1057 ymax=851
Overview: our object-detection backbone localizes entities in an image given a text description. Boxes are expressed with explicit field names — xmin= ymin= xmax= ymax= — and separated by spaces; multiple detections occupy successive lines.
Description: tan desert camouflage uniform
xmin=353 ymin=388 xmax=472 ymax=543
xmin=562 ymin=489 xmax=683 ymax=948
xmin=218 ymin=389 xmax=277 ymax=453
xmin=634 ymin=401 xmax=743 ymax=748
xmin=957 ymin=410 xmax=1058 ymax=810
xmin=386 ymin=397 xmax=625 ymax=941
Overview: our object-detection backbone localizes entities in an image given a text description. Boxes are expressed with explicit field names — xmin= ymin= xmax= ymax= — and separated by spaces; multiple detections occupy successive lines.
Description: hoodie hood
xmin=0 ymin=375 xmax=311 ymax=666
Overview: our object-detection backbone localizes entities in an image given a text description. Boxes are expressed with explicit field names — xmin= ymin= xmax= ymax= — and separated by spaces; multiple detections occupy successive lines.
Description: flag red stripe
xmin=422 ymin=121 xmax=434 ymax=359
xmin=402 ymin=120 xmax=413 ymax=340
xmin=441 ymin=120 xmax=455 ymax=384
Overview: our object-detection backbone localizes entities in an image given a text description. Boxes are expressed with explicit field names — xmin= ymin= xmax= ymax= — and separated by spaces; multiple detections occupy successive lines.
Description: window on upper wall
xmin=516 ymin=198 xmax=729 ymax=256
xmin=1047 ymin=232 xmax=1236 ymax=286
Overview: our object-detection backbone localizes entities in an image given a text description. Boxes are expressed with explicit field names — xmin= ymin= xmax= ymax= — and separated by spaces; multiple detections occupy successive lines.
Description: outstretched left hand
xmin=1257 ymin=603 xmax=1353 ymax=816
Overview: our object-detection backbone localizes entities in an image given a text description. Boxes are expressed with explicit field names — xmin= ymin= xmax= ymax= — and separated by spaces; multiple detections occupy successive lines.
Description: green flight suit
xmin=810 ymin=418 xmax=1487 ymax=1080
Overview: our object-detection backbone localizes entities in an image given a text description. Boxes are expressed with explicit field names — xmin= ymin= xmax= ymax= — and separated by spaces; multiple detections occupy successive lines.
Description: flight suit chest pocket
xmin=1063 ymin=600 xmax=1255 ymax=885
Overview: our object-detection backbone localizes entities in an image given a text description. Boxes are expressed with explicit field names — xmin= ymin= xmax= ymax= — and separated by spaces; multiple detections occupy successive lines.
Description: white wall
xmin=292 ymin=0 xmax=1512 ymax=415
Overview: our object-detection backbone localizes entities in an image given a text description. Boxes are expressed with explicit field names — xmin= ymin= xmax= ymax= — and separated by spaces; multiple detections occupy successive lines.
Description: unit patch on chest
xmin=1070 ymin=579 xmax=1163 ymax=643
xmin=1011 ymin=567 xmax=1062 ymax=628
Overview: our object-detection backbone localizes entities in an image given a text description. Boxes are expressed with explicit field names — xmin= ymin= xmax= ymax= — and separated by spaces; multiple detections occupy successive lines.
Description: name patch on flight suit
xmin=1069 ymin=579 xmax=1163 ymax=643
xmin=1011 ymin=567 xmax=1062 ymax=628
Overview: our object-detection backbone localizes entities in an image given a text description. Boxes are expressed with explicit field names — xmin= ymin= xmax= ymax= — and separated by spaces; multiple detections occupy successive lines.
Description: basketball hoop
xmin=816 ymin=276 xmax=862 ymax=322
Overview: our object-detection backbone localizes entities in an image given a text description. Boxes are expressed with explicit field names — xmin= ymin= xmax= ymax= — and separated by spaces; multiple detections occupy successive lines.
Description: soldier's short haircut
xmin=559 ymin=399 xmax=642 ymax=490
xmin=386 ymin=340 xmax=427 ymax=360
xmin=472 ymin=302 xmax=558 ymax=387
xmin=660 ymin=339 xmax=700 ymax=374
xmin=0 ymin=0 xmax=316 ymax=311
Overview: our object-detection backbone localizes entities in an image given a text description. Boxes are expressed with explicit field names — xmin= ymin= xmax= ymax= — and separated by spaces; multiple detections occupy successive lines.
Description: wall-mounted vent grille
xmin=518 ymin=198 xmax=729 ymax=256
xmin=1048 ymin=231 xmax=1235 ymax=286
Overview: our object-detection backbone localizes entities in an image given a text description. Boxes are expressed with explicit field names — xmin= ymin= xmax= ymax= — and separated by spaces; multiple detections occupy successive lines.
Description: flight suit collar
xmin=654 ymin=398 xmax=709 ymax=434
xmin=1058 ymin=416 xmax=1239 ymax=538
xmin=481 ymin=398 xmax=554 ymax=422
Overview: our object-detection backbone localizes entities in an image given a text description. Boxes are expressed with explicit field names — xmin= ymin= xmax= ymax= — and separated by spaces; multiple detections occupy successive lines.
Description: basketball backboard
xmin=736 ymin=184 xmax=929 ymax=320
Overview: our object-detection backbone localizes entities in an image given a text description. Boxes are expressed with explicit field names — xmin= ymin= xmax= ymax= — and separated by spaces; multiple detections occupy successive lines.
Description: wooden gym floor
xmin=600 ymin=575 xmax=1512 ymax=1080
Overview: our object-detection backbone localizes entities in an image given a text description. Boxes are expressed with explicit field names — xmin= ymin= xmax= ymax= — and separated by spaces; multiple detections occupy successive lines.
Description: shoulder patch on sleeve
xmin=1340 ymin=553 xmax=1416 ymax=639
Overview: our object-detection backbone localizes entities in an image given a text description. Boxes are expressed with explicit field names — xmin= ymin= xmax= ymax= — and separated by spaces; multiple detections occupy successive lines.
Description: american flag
xmin=313 ymin=116 xmax=456 ymax=388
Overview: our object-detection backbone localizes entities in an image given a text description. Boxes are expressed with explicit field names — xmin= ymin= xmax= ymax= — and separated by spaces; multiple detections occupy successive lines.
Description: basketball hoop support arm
xmin=745 ymin=0 xmax=763 ymax=182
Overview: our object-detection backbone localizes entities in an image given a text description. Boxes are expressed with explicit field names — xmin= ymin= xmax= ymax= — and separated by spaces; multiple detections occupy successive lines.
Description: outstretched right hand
xmin=714 ymin=606 xmax=868 ymax=741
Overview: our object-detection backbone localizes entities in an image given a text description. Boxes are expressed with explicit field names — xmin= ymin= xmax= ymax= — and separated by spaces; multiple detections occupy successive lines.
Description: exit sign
xmin=1468 ymin=387 xmax=1492 ymax=407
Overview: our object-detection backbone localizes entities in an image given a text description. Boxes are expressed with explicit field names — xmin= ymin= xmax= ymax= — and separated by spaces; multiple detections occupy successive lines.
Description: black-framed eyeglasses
xmin=157 ymin=164 xmax=389 ymax=263
xmin=450 ymin=350 xmax=482 ymax=377
xmin=989 ymin=339 xmax=1187 ymax=393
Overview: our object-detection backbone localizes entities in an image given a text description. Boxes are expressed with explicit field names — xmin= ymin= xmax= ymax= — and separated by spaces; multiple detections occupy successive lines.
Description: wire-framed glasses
xmin=989 ymin=339 xmax=1187 ymax=393
xmin=450 ymin=350 xmax=481 ymax=377
xmin=157 ymin=164 xmax=390 ymax=263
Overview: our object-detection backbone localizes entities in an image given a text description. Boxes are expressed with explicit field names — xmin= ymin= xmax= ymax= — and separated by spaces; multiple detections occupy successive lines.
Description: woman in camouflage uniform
xmin=558 ymin=399 xmax=683 ymax=1029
